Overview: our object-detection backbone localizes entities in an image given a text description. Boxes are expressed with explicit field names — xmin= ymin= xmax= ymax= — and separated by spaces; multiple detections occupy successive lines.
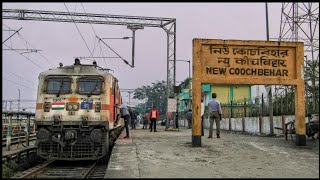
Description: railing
xmin=2 ymin=111 xmax=35 ymax=151
xmin=2 ymin=134 xmax=37 ymax=147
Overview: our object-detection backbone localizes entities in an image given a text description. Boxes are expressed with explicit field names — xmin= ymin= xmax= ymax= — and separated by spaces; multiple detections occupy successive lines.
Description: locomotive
xmin=34 ymin=59 xmax=122 ymax=160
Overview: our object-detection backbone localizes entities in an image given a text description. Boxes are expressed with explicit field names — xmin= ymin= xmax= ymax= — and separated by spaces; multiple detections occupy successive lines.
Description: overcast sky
xmin=2 ymin=2 xmax=285 ymax=110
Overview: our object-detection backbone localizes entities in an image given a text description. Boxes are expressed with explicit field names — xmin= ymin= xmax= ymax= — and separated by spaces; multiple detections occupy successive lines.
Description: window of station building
xmin=46 ymin=76 xmax=71 ymax=94
xmin=77 ymin=76 xmax=104 ymax=95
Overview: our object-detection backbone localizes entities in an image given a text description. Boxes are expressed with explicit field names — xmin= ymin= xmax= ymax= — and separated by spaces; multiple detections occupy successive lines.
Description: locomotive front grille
xmin=38 ymin=141 xmax=105 ymax=160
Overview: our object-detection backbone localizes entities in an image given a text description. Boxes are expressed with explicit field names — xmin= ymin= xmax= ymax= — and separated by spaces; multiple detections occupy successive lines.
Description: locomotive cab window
xmin=46 ymin=76 xmax=71 ymax=94
xmin=77 ymin=76 xmax=104 ymax=95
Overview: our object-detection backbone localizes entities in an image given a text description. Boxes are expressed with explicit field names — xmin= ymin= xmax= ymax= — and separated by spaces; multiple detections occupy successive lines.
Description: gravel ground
xmin=131 ymin=125 xmax=319 ymax=178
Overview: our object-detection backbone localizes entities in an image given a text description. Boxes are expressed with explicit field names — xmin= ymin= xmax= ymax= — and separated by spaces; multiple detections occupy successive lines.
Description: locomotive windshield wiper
xmin=90 ymin=81 xmax=99 ymax=94
xmin=57 ymin=80 xmax=64 ymax=97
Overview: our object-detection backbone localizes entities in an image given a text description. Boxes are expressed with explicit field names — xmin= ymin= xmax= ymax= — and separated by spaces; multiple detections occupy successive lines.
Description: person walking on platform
xmin=118 ymin=103 xmax=131 ymax=138
xmin=208 ymin=93 xmax=222 ymax=138
xmin=186 ymin=109 xmax=192 ymax=129
xmin=142 ymin=113 xmax=148 ymax=129
xmin=131 ymin=111 xmax=137 ymax=129
xmin=201 ymin=99 xmax=205 ymax=136
xmin=137 ymin=113 xmax=142 ymax=127
xmin=147 ymin=112 xmax=151 ymax=130
xmin=149 ymin=106 xmax=159 ymax=132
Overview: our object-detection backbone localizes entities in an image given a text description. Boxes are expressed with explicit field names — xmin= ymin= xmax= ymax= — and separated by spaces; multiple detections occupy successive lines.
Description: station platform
xmin=105 ymin=125 xmax=319 ymax=178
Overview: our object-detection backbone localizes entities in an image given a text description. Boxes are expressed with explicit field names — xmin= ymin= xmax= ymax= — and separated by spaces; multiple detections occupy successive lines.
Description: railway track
xmin=19 ymin=160 xmax=109 ymax=179
xmin=17 ymin=127 xmax=121 ymax=179
xmin=15 ymin=125 xmax=122 ymax=178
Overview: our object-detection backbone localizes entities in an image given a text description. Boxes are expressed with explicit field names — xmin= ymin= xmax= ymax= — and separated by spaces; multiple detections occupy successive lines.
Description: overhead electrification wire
xmin=3 ymin=44 xmax=45 ymax=70
xmin=17 ymin=34 xmax=55 ymax=68
xmin=80 ymin=3 xmax=105 ymax=66
xmin=3 ymin=70 xmax=33 ymax=84
xmin=2 ymin=99 xmax=37 ymax=102
xmin=2 ymin=77 xmax=31 ymax=89
xmin=64 ymin=3 xmax=95 ymax=61
xmin=81 ymin=3 xmax=98 ymax=45
xmin=99 ymin=40 xmax=108 ymax=68
xmin=3 ymin=23 xmax=54 ymax=68
xmin=3 ymin=23 xmax=15 ymax=53
xmin=96 ymin=36 xmax=129 ymax=64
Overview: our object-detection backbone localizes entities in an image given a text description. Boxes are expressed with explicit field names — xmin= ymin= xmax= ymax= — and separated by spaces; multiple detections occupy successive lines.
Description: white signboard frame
xmin=167 ymin=98 xmax=177 ymax=112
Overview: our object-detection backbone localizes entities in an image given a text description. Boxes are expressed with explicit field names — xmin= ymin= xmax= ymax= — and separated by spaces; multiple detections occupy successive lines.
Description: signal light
xmin=44 ymin=102 xmax=50 ymax=112
xmin=95 ymin=102 xmax=101 ymax=112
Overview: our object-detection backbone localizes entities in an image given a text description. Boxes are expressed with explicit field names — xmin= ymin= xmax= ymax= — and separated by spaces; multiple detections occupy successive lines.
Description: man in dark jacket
xmin=131 ymin=111 xmax=137 ymax=129
xmin=186 ymin=109 xmax=192 ymax=129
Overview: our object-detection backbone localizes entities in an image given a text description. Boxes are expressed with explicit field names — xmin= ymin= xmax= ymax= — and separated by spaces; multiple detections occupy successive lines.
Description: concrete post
xmin=231 ymin=100 xmax=233 ymax=118
xmin=244 ymin=97 xmax=247 ymax=117
xmin=259 ymin=114 xmax=262 ymax=134
xmin=295 ymin=85 xmax=306 ymax=146
xmin=26 ymin=115 xmax=30 ymax=146
xmin=6 ymin=113 xmax=13 ymax=151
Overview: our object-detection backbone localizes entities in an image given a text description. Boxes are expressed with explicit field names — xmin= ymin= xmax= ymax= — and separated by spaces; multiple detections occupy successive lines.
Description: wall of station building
xmin=178 ymin=115 xmax=314 ymax=135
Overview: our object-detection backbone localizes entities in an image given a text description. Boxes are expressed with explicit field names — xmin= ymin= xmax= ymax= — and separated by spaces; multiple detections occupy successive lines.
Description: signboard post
xmin=192 ymin=39 xmax=305 ymax=147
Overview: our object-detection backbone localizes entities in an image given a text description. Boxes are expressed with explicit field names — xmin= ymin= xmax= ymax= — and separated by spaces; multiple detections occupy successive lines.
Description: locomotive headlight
xmin=67 ymin=104 xmax=73 ymax=111
xmin=73 ymin=104 xmax=78 ymax=110
xmin=66 ymin=102 xmax=79 ymax=111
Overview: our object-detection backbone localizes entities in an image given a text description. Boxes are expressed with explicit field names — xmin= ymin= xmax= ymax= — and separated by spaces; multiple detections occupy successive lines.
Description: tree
xmin=133 ymin=80 xmax=167 ymax=115
xmin=305 ymin=59 xmax=319 ymax=113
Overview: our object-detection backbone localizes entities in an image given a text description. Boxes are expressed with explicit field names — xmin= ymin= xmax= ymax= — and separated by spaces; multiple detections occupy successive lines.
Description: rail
xmin=2 ymin=146 xmax=37 ymax=163
xmin=19 ymin=160 xmax=55 ymax=179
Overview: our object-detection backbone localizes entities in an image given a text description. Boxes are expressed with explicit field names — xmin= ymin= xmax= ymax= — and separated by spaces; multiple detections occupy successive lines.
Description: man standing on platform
xmin=118 ymin=103 xmax=131 ymax=138
xmin=208 ymin=93 xmax=222 ymax=138
xmin=186 ymin=109 xmax=192 ymax=129
xmin=201 ymin=99 xmax=205 ymax=136
xmin=149 ymin=106 xmax=159 ymax=132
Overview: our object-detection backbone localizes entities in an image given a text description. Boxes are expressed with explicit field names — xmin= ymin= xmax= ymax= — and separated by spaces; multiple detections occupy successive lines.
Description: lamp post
xmin=265 ymin=2 xmax=274 ymax=136
xmin=171 ymin=60 xmax=191 ymax=108
xmin=169 ymin=59 xmax=191 ymax=129
xmin=18 ymin=89 xmax=20 ymax=112
xmin=128 ymin=91 xmax=133 ymax=105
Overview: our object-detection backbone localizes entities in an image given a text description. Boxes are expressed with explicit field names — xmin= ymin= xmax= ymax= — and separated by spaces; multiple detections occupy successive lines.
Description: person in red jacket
xmin=149 ymin=106 xmax=159 ymax=132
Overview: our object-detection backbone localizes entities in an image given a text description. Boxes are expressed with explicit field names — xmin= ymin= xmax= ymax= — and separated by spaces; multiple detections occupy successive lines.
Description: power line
xmin=96 ymin=36 xmax=132 ymax=67
xmin=3 ymin=70 xmax=34 ymax=84
xmin=80 ymin=3 xmax=107 ymax=69
xmin=3 ymin=99 xmax=36 ymax=102
xmin=81 ymin=3 xmax=98 ymax=55
xmin=3 ymin=44 xmax=45 ymax=70
xmin=3 ymin=23 xmax=54 ymax=68
xmin=64 ymin=3 xmax=95 ymax=61
xmin=2 ymin=27 xmax=22 ymax=44
xmin=2 ymin=22 xmax=11 ymax=29
xmin=17 ymin=33 xmax=55 ymax=67
xmin=99 ymin=40 xmax=108 ymax=68
xmin=2 ymin=77 xmax=31 ymax=89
